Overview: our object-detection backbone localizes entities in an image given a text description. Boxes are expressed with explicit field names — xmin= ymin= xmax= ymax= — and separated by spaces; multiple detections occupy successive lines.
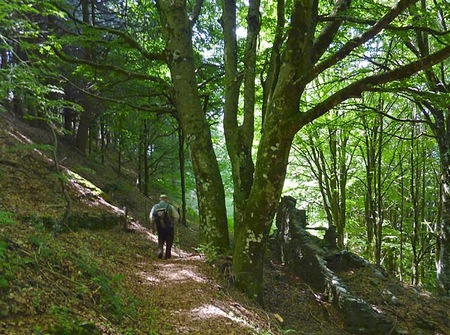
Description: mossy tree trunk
xmin=156 ymin=0 xmax=229 ymax=251
xmin=232 ymin=110 xmax=298 ymax=301
xmin=221 ymin=0 xmax=258 ymax=244
xmin=156 ymin=0 xmax=450 ymax=301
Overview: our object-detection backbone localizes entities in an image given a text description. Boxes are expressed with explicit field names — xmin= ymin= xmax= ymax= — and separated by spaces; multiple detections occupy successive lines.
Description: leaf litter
xmin=1 ymin=112 xmax=450 ymax=335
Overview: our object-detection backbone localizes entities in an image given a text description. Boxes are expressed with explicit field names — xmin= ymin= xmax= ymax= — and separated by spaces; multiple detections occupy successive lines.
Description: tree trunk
xmin=179 ymin=126 xmax=187 ymax=226
xmin=338 ymin=132 xmax=349 ymax=248
xmin=75 ymin=104 xmax=92 ymax=153
xmin=410 ymin=119 xmax=420 ymax=285
xmin=156 ymin=0 xmax=229 ymax=251
xmin=374 ymin=111 xmax=384 ymax=266
xmin=407 ymin=0 xmax=450 ymax=294
xmin=362 ymin=114 xmax=376 ymax=261
xmin=232 ymin=0 xmax=346 ymax=300
xmin=398 ymin=151 xmax=405 ymax=280
xmin=221 ymin=0 xmax=257 ymax=235
xmin=137 ymin=118 xmax=146 ymax=194
xmin=437 ymin=139 xmax=450 ymax=295
xmin=75 ymin=0 xmax=94 ymax=154
xmin=232 ymin=88 xmax=299 ymax=301
xmin=99 ymin=118 xmax=104 ymax=165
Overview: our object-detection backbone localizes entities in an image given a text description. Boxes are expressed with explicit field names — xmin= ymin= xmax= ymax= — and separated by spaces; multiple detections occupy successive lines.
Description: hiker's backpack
xmin=153 ymin=205 xmax=173 ymax=229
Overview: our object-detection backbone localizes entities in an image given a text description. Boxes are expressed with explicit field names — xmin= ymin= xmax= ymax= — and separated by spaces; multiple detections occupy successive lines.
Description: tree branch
xmin=305 ymin=0 xmax=419 ymax=84
xmin=82 ymin=24 xmax=166 ymax=62
xmin=320 ymin=16 xmax=450 ymax=37
xmin=311 ymin=0 xmax=351 ymax=66
xmin=301 ymin=44 xmax=450 ymax=126
xmin=51 ymin=45 xmax=171 ymax=89
xmin=61 ymin=75 xmax=177 ymax=117
xmin=54 ymin=1 xmax=166 ymax=63
xmin=189 ymin=0 xmax=204 ymax=28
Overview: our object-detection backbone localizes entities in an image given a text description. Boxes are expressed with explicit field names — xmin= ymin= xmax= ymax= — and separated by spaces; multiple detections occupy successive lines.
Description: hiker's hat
xmin=160 ymin=194 xmax=168 ymax=200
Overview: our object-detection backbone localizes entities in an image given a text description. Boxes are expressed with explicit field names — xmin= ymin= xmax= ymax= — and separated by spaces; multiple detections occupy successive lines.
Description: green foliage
xmin=25 ymin=213 xmax=57 ymax=231
xmin=195 ymin=242 xmax=220 ymax=264
xmin=93 ymin=273 xmax=136 ymax=320
xmin=48 ymin=307 xmax=99 ymax=335
xmin=60 ymin=245 xmax=137 ymax=321
xmin=287 ymin=90 xmax=442 ymax=288
xmin=0 ymin=239 xmax=10 ymax=291
xmin=0 ymin=211 xmax=16 ymax=226
xmin=75 ymin=165 xmax=96 ymax=176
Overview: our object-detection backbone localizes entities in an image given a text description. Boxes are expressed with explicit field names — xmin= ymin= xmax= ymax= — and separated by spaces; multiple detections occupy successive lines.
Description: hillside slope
xmin=0 ymin=113 xmax=284 ymax=335
xmin=1 ymin=112 xmax=450 ymax=335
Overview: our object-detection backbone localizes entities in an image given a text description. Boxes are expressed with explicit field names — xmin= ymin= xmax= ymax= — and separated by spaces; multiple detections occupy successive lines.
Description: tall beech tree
xmin=155 ymin=1 xmax=230 ymax=251
xmin=154 ymin=0 xmax=450 ymax=300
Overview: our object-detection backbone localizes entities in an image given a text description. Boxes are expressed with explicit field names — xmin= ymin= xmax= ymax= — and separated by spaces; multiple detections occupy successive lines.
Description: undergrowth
xmin=0 ymin=212 xmax=157 ymax=334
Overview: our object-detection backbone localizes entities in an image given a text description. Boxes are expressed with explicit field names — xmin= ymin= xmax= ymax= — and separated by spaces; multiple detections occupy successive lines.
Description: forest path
xmin=0 ymin=112 xmax=281 ymax=335
xmin=3 ymin=112 xmax=449 ymax=335
xmin=117 ymin=224 xmax=279 ymax=335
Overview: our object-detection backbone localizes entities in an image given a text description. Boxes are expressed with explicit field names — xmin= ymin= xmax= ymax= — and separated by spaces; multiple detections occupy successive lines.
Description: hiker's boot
xmin=165 ymin=248 xmax=171 ymax=259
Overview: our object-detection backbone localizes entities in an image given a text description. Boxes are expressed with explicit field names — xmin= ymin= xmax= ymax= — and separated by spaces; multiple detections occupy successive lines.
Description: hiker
xmin=149 ymin=194 xmax=179 ymax=259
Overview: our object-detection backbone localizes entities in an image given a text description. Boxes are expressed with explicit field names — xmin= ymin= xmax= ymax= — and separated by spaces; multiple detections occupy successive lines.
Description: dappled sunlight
xmin=7 ymin=129 xmax=58 ymax=165
xmin=7 ymin=125 xmax=129 ymax=219
xmin=191 ymin=303 xmax=238 ymax=320
xmin=67 ymin=172 xmax=125 ymax=216
xmin=142 ymin=231 xmax=198 ymax=259
xmin=8 ymin=129 xmax=33 ymax=144
xmin=140 ymin=262 xmax=207 ymax=284
xmin=189 ymin=303 xmax=260 ymax=332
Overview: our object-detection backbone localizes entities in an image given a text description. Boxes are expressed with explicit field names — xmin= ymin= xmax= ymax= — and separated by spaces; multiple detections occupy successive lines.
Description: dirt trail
xmin=112 ymin=224 xmax=282 ymax=335
xmin=0 ymin=112 xmax=282 ymax=335
xmin=3 ymin=112 xmax=450 ymax=335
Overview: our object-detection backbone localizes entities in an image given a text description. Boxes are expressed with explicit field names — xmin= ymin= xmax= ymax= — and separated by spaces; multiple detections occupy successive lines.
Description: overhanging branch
xmin=302 ymin=44 xmax=450 ymax=125
xmin=61 ymin=75 xmax=177 ymax=118
xmin=54 ymin=1 xmax=166 ymax=63
xmin=51 ymin=45 xmax=171 ymax=89
xmin=306 ymin=0 xmax=419 ymax=84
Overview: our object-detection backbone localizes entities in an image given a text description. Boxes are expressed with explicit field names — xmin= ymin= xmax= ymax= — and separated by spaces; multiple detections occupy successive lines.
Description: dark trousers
xmin=156 ymin=225 xmax=174 ymax=259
